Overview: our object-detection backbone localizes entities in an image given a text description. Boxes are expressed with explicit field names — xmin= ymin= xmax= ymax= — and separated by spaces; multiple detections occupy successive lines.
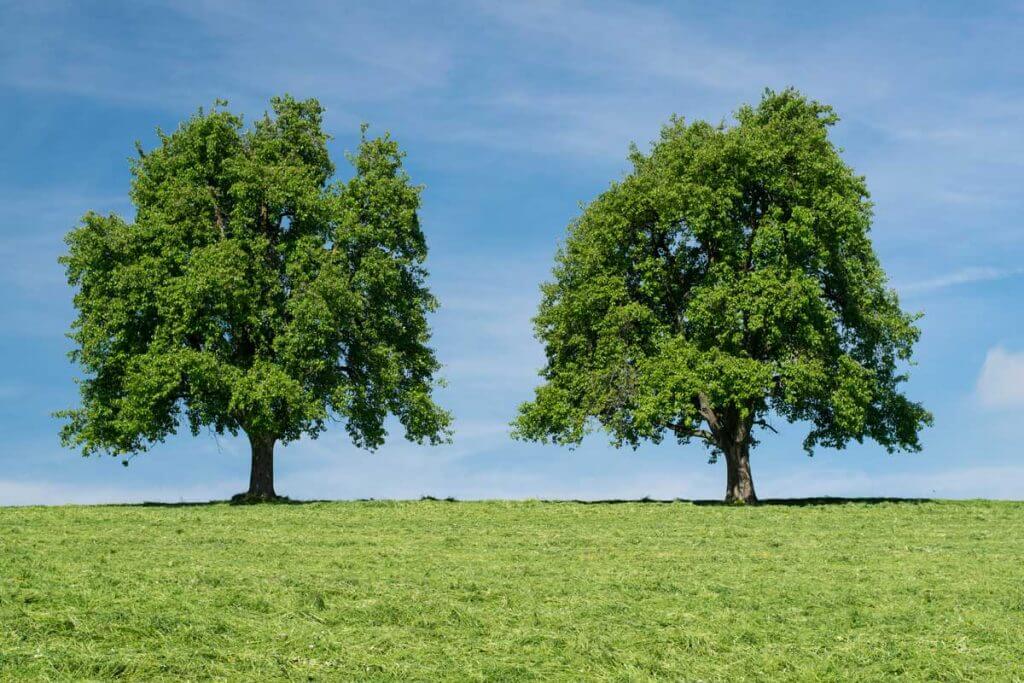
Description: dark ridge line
xmin=100 ymin=495 xmax=943 ymax=508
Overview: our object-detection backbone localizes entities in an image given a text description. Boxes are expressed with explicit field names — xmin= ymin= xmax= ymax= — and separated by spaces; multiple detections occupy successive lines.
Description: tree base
xmin=230 ymin=491 xmax=290 ymax=504
xmin=725 ymin=492 xmax=758 ymax=505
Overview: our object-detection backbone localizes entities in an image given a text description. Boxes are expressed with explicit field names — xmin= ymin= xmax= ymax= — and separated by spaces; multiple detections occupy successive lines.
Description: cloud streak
xmin=901 ymin=267 xmax=1024 ymax=293
xmin=0 ymin=1 xmax=454 ymax=117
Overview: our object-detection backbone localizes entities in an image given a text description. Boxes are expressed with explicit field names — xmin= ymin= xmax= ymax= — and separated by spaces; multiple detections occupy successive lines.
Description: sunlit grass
xmin=2 ymin=499 xmax=1022 ymax=680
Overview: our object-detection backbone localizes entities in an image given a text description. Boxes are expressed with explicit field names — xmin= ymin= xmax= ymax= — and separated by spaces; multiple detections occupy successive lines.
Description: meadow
xmin=1 ymin=499 xmax=1022 ymax=681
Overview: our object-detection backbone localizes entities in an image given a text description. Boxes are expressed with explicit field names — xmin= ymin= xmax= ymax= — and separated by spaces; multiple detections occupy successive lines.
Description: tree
xmin=59 ymin=96 xmax=451 ymax=501
xmin=513 ymin=89 xmax=931 ymax=503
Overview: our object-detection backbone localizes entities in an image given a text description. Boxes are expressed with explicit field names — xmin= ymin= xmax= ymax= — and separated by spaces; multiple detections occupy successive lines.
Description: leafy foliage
xmin=59 ymin=96 xmax=450 ymax=458
xmin=515 ymin=89 xmax=931 ymax=462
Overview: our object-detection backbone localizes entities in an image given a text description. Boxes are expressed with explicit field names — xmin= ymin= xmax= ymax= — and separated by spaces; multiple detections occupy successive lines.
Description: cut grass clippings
xmin=1 ymin=499 xmax=1022 ymax=680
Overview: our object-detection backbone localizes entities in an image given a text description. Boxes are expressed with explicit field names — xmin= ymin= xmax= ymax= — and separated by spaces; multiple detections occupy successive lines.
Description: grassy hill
xmin=2 ymin=499 xmax=1022 ymax=680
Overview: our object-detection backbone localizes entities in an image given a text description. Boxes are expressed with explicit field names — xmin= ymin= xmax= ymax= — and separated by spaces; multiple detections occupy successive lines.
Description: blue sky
xmin=1 ymin=0 xmax=1023 ymax=504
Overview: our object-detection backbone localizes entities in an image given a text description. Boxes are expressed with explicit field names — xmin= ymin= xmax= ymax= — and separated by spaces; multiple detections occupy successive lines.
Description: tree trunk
xmin=724 ymin=443 xmax=757 ymax=504
xmin=696 ymin=395 xmax=758 ymax=504
xmin=236 ymin=433 xmax=279 ymax=502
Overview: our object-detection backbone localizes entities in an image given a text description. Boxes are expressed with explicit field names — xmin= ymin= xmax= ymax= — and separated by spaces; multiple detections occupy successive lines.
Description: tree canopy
xmin=513 ymin=89 xmax=932 ymax=502
xmin=59 ymin=96 xmax=451 ymax=500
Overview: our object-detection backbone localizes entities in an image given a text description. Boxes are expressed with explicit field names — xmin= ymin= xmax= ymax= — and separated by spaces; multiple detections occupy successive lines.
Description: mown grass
xmin=1 ymin=499 xmax=1022 ymax=681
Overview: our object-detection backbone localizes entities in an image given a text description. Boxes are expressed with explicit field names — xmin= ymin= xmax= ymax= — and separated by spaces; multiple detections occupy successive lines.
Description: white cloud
xmin=901 ymin=267 xmax=1024 ymax=293
xmin=976 ymin=347 xmax=1024 ymax=409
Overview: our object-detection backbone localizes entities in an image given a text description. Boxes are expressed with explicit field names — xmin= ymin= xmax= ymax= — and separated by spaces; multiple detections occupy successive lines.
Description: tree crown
xmin=514 ymin=89 xmax=931 ymax=457
xmin=60 ymin=96 xmax=451 ymax=456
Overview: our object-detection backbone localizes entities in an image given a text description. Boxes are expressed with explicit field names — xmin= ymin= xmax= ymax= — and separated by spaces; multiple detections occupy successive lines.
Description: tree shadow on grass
xmin=131 ymin=497 xmax=324 ymax=508
xmin=414 ymin=495 xmax=936 ymax=507
xmin=134 ymin=497 xmax=421 ymax=507
xmin=117 ymin=495 xmax=934 ymax=508
xmin=548 ymin=496 xmax=935 ymax=506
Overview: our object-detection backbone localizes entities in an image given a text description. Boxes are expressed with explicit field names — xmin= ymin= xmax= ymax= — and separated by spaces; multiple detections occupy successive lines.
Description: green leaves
xmin=60 ymin=96 xmax=451 ymax=458
xmin=515 ymin=88 xmax=931 ymax=460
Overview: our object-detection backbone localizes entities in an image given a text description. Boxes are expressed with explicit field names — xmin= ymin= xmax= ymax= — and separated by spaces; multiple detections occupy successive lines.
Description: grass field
xmin=1 ymin=499 xmax=1023 ymax=681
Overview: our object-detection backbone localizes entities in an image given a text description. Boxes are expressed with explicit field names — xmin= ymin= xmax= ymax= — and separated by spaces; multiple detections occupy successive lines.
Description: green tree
xmin=513 ymin=89 xmax=931 ymax=503
xmin=59 ymin=96 xmax=451 ymax=501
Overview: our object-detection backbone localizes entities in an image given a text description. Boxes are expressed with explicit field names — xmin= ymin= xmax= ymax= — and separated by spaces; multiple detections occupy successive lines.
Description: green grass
xmin=2 ymin=499 xmax=1023 ymax=681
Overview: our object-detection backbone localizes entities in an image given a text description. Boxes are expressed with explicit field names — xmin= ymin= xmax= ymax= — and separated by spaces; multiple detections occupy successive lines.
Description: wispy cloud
xmin=431 ymin=260 xmax=545 ymax=392
xmin=0 ymin=384 xmax=24 ymax=401
xmin=0 ymin=1 xmax=453 ymax=111
xmin=885 ymin=93 xmax=1024 ymax=170
xmin=0 ymin=188 xmax=129 ymax=338
xmin=900 ymin=267 xmax=1024 ymax=294
xmin=478 ymin=1 xmax=780 ymax=93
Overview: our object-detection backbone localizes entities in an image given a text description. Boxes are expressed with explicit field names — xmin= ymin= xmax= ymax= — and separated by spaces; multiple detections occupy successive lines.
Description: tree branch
xmin=259 ymin=203 xmax=270 ymax=237
xmin=208 ymin=185 xmax=226 ymax=238
xmin=214 ymin=205 xmax=226 ymax=238
xmin=696 ymin=393 xmax=721 ymax=434
xmin=665 ymin=421 xmax=716 ymax=444
xmin=339 ymin=364 xmax=365 ymax=382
